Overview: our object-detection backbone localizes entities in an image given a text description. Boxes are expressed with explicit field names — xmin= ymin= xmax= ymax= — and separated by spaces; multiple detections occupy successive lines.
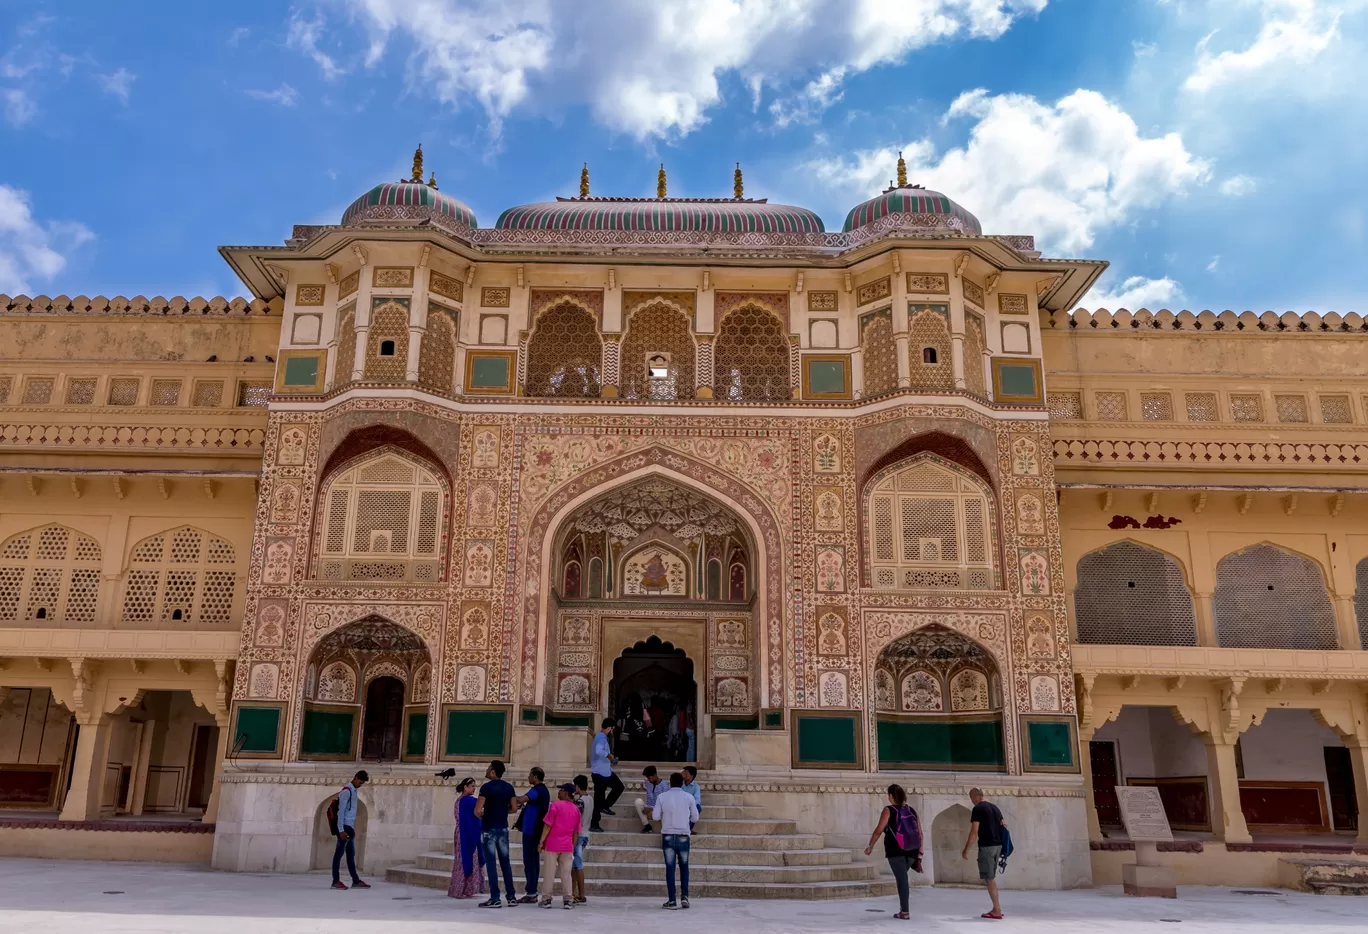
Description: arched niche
xmin=1214 ymin=543 xmax=1336 ymax=650
xmin=1074 ymin=540 xmax=1197 ymax=646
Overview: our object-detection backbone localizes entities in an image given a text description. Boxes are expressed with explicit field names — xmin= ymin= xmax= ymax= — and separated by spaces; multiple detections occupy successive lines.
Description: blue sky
xmin=0 ymin=0 xmax=1364 ymax=312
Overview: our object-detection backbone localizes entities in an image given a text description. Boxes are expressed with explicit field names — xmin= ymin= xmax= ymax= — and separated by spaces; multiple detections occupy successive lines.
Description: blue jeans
xmin=332 ymin=825 xmax=359 ymax=883
xmin=662 ymin=834 xmax=690 ymax=901
xmin=573 ymin=832 xmax=589 ymax=871
xmin=481 ymin=828 xmax=517 ymax=901
xmin=522 ymin=827 xmax=543 ymax=895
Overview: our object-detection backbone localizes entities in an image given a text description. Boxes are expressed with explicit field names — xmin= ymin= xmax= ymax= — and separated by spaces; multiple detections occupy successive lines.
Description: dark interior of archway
xmin=361 ymin=676 xmax=405 ymax=761
xmin=609 ymin=636 xmax=696 ymax=763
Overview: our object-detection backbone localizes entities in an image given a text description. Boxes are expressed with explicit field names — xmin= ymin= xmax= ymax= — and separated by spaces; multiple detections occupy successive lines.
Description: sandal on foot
xmin=981 ymin=911 xmax=1003 ymax=920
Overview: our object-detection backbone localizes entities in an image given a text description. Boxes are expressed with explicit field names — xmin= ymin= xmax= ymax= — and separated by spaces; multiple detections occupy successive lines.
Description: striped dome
xmin=842 ymin=187 xmax=981 ymax=236
xmin=495 ymin=198 xmax=824 ymax=234
xmin=341 ymin=182 xmax=477 ymax=228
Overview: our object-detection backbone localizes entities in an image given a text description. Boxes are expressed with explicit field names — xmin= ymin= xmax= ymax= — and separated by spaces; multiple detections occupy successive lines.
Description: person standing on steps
xmin=589 ymin=717 xmax=624 ymax=832
xmin=538 ymin=783 xmax=582 ymax=909
xmin=570 ymin=774 xmax=591 ymax=904
xmin=962 ymin=787 xmax=1007 ymax=921
xmin=475 ymin=760 xmax=519 ymax=908
xmin=513 ymin=766 xmax=550 ymax=903
xmin=680 ymin=765 xmax=701 ymax=830
xmin=863 ymin=783 xmax=922 ymax=920
xmin=652 ymin=771 xmax=699 ymax=910
xmin=330 ymin=770 xmax=371 ymax=890
xmin=634 ymin=765 xmax=664 ymax=833
xmin=447 ymin=777 xmax=486 ymax=899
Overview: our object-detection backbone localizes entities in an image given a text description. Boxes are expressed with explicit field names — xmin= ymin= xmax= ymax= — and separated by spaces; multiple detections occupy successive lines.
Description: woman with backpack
xmin=864 ymin=784 xmax=922 ymax=920
xmin=447 ymin=777 xmax=486 ymax=899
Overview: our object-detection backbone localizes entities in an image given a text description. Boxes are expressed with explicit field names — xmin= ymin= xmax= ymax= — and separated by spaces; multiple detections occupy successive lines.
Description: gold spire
xmin=427 ymin=173 xmax=438 ymax=189
xmin=657 ymin=163 xmax=667 ymax=199
xmin=579 ymin=162 xmax=590 ymax=198
xmin=411 ymin=144 xmax=424 ymax=183
xmin=896 ymin=151 xmax=907 ymax=188
xmin=734 ymin=162 xmax=744 ymax=199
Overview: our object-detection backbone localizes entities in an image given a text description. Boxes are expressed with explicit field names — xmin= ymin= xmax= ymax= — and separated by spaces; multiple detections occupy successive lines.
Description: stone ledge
xmin=1091 ymin=840 xmax=1204 ymax=853
xmin=0 ymin=818 xmax=214 ymax=833
xmin=1228 ymin=841 xmax=1368 ymax=854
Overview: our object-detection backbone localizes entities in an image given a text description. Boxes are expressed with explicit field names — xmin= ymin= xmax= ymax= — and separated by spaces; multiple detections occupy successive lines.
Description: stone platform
xmin=1278 ymin=857 xmax=1368 ymax=895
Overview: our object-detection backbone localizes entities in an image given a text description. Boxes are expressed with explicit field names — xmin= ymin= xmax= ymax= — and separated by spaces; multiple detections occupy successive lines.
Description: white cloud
xmin=288 ymin=10 xmax=345 ymax=81
xmin=1184 ymin=0 xmax=1343 ymax=93
xmin=333 ymin=0 xmax=1047 ymax=138
xmin=0 ymin=184 xmax=94 ymax=295
xmin=1079 ymin=274 xmax=1184 ymax=310
xmin=1 ymin=88 xmax=35 ymax=126
xmin=98 ymin=67 xmax=135 ymax=104
xmin=1207 ymin=255 xmax=1221 ymax=271
xmin=245 ymin=84 xmax=300 ymax=107
xmin=1219 ymin=173 xmax=1258 ymax=196
xmin=228 ymin=27 xmax=251 ymax=47
xmin=806 ymin=88 xmax=1209 ymax=254
xmin=769 ymin=67 xmax=847 ymax=127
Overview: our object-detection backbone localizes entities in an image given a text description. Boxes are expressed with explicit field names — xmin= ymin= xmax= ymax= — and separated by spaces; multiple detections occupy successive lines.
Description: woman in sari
xmin=448 ymin=777 xmax=486 ymax=899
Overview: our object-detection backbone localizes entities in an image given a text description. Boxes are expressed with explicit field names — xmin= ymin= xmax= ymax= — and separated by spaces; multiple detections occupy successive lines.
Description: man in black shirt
xmin=475 ymin=759 xmax=519 ymax=908
xmin=961 ymin=787 xmax=1006 ymax=919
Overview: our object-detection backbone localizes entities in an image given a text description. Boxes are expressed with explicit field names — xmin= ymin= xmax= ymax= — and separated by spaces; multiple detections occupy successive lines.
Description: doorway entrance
xmin=609 ymin=636 xmax=696 ymax=763
xmin=361 ymin=677 xmax=405 ymax=761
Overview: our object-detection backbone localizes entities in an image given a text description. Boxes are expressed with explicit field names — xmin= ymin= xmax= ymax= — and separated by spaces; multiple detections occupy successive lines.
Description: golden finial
xmin=896 ymin=151 xmax=907 ymax=188
xmin=657 ymin=163 xmax=667 ymax=199
xmin=579 ymin=163 xmax=590 ymax=198
xmin=427 ymin=173 xmax=438 ymax=189
xmin=411 ymin=144 xmax=424 ymax=183
xmin=734 ymin=162 xmax=744 ymax=199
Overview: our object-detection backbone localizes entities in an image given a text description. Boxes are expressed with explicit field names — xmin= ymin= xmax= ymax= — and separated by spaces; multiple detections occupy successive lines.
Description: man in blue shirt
xmin=681 ymin=765 xmax=702 ymax=829
xmin=475 ymin=759 xmax=519 ymax=908
xmin=513 ymin=766 xmax=550 ymax=903
xmin=589 ymin=717 xmax=624 ymax=833
xmin=634 ymin=765 xmax=664 ymax=833
xmin=330 ymin=770 xmax=370 ymax=890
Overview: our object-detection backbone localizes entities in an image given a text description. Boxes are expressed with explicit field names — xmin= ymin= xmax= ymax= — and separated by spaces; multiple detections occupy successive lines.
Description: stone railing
xmin=1056 ymin=308 xmax=1368 ymax=333
xmin=0 ymin=294 xmax=281 ymax=316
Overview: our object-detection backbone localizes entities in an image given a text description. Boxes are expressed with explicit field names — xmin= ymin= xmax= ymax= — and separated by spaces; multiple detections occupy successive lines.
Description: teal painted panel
xmin=300 ymin=709 xmax=355 ymax=757
xmin=807 ymin=360 xmax=847 ymax=394
xmin=469 ymin=356 xmax=510 ymax=389
xmin=404 ymin=712 xmax=429 ymax=758
xmin=997 ymin=362 xmax=1038 ymax=398
xmin=444 ymin=708 xmax=508 ymax=758
xmin=877 ymin=717 xmax=1005 ymax=769
xmin=282 ymin=355 xmax=319 ymax=387
xmin=794 ymin=713 xmax=859 ymax=767
xmin=1027 ymin=721 xmax=1075 ymax=767
xmin=234 ymin=707 xmax=281 ymax=754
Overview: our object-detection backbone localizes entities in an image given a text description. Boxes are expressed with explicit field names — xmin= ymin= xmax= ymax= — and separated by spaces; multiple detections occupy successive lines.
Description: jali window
xmin=0 ymin=525 xmax=102 ymax=624
xmin=867 ymin=457 xmax=994 ymax=591
xmin=122 ymin=527 xmax=238 ymax=627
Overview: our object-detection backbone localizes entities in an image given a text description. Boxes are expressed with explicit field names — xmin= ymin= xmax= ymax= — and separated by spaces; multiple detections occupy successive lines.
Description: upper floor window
xmin=0 ymin=525 xmax=102 ymax=625
xmin=1214 ymin=544 xmax=1336 ymax=649
xmin=122 ymin=526 xmax=238 ymax=627
xmin=1074 ymin=541 xmax=1196 ymax=646
xmin=316 ymin=450 xmax=446 ymax=583
xmin=867 ymin=457 xmax=994 ymax=591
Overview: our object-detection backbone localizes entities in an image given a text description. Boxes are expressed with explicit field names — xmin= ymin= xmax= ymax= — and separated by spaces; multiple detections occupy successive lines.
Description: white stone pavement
xmin=1 ymin=858 xmax=1367 ymax=933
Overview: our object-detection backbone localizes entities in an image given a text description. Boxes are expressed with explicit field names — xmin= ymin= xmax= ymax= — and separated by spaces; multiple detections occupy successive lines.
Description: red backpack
xmin=326 ymin=785 xmax=348 ymax=836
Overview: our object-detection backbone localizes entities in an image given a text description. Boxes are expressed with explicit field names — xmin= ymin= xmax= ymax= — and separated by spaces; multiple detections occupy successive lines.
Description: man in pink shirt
xmin=539 ymin=783 xmax=582 ymax=909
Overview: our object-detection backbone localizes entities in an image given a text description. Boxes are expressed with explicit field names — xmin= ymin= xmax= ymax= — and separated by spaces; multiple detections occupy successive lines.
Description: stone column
xmin=202 ymin=712 xmax=233 ymax=824
xmin=1194 ymin=591 xmax=1218 ymax=646
xmin=350 ymin=262 xmax=373 ymax=381
xmin=1203 ymin=738 xmax=1252 ymax=843
xmin=128 ymin=720 xmax=156 ymax=816
xmin=891 ymin=266 xmax=910 ymax=388
xmin=1077 ymin=726 xmax=1104 ymax=841
xmin=950 ymin=334 xmax=967 ymax=390
xmin=60 ymin=714 xmax=114 ymax=821
xmin=850 ymin=348 xmax=864 ymax=399
xmin=894 ymin=332 xmax=911 ymax=388
xmin=695 ymin=335 xmax=715 ymax=400
xmin=350 ymin=325 xmax=369 ymax=381
xmin=405 ymin=325 xmax=425 ymax=382
xmin=1334 ymin=596 xmax=1361 ymax=650
xmin=601 ymin=335 xmax=621 ymax=398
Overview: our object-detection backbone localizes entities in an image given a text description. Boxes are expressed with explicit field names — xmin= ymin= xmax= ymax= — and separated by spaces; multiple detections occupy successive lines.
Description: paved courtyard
xmin=0 ymin=858 xmax=1367 ymax=933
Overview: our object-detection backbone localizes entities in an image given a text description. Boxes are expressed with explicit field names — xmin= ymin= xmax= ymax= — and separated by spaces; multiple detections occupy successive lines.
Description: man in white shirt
xmin=651 ymin=772 xmax=700 ymax=910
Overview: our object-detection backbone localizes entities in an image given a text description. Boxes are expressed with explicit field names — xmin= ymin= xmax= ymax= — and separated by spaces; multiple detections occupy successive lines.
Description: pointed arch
xmin=525 ymin=299 xmax=602 ymax=398
xmin=121 ymin=525 xmax=238 ymax=626
xmin=620 ymin=297 xmax=695 ymax=400
xmin=1214 ymin=542 xmax=1336 ymax=649
xmin=332 ymin=305 xmax=356 ymax=389
xmin=1074 ymin=540 xmax=1197 ymax=646
xmin=0 ymin=524 xmax=102 ymax=624
xmin=713 ymin=301 xmax=791 ymax=402
xmin=419 ymin=304 xmax=457 ymax=393
xmin=364 ymin=299 xmax=410 ymax=381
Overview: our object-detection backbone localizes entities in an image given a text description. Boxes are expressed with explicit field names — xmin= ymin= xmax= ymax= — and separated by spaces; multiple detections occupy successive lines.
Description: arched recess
xmin=608 ymin=636 xmax=697 ymax=763
xmin=861 ymin=453 xmax=998 ymax=592
xmin=1213 ymin=543 xmax=1337 ymax=649
xmin=332 ymin=306 xmax=356 ymax=389
xmin=713 ymin=302 xmax=792 ymax=402
xmin=1074 ymin=541 xmax=1197 ymax=646
xmin=524 ymin=300 xmax=602 ymax=398
xmin=907 ymin=306 xmax=953 ymax=391
xmin=525 ymin=453 xmax=782 ymax=711
xmin=620 ymin=297 xmax=695 ymax=400
xmin=419 ymin=305 xmax=458 ymax=393
xmin=364 ymin=299 xmax=410 ymax=381
xmin=859 ymin=309 xmax=897 ymax=397
xmin=1354 ymin=556 xmax=1368 ymax=651
xmin=309 ymin=446 xmax=449 ymax=584
xmin=300 ymin=615 xmax=432 ymax=763
xmin=0 ymin=524 xmax=102 ymax=624
xmin=121 ymin=526 xmax=239 ymax=627
xmin=871 ymin=624 xmax=1005 ymax=772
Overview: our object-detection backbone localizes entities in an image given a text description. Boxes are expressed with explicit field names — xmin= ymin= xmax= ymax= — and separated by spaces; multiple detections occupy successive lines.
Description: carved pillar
xmin=950 ymin=334 xmax=967 ymax=390
xmin=350 ymin=325 xmax=369 ymax=381
xmin=850 ymin=348 xmax=864 ymax=400
xmin=695 ymin=335 xmax=715 ymax=400
xmin=601 ymin=335 xmax=621 ymax=399
xmin=405 ymin=325 xmax=425 ymax=383
xmin=894 ymin=332 xmax=911 ymax=388
xmin=1334 ymin=596 xmax=1361 ymax=650
xmin=1077 ymin=724 xmax=1104 ymax=841
xmin=128 ymin=719 xmax=156 ymax=816
xmin=789 ymin=336 xmax=801 ymax=400
xmin=60 ymin=713 xmax=114 ymax=821
xmin=202 ymin=712 xmax=233 ymax=824
xmin=1203 ymin=738 xmax=1252 ymax=843
xmin=1194 ymin=591 xmax=1217 ymax=646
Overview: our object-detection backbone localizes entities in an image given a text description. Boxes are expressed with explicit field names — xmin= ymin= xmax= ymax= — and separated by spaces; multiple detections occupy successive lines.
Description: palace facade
xmin=1 ymin=150 xmax=1365 ymax=889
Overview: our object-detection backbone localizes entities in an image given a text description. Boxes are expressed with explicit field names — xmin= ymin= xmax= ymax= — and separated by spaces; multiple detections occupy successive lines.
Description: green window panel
xmin=233 ymin=706 xmax=282 ymax=754
xmin=793 ymin=712 xmax=861 ymax=768
xmin=404 ymin=712 xmax=429 ymax=759
xmin=282 ymin=354 xmax=320 ymax=387
xmin=300 ymin=708 xmax=356 ymax=758
xmin=444 ymin=707 xmax=509 ymax=758
xmin=469 ymin=356 xmax=511 ymax=390
xmin=876 ymin=716 xmax=1005 ymax=770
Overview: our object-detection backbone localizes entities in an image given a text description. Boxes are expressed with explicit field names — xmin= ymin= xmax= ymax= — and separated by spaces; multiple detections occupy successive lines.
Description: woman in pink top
xmin=539 ymin=783 xmax=582 ymax=909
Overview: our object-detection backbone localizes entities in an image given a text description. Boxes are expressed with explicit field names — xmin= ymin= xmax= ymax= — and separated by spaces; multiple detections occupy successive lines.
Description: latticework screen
xmin=1321 ymin=395 xmax=1353 ymax=424
xmin=1049 ymin=393 xmax=1083 ymax=419
xmin=713 ymin=305 xmax=791 ymax=402
xmin=859 ymin=312 xmax=897 ymax=397
xmin=1214 ymin=544 xmax=1337 ymax=649
xmin=192 ymin=380 xmax=224 ymax=407
xmin=1185 ymin=392 xmax=1219 ymax=421
xmin=1141 ymin=393 xmax=1173 ymax=421
xmin=65 ymin=378 xmax=96 ymax=405
xmin=419 ymin=307 xmax=457 ymax=393
xmin=1074 ymin=541 xmax=1197 ymax=645
xmin=121 ymin=526 xmax=237 ymax=627
xmin=317 ymin=451 xmax=446 ymax=582
xmin=1355 ymin=558 xmax=1368 ymax=650
xmin=525 ymin=303 xmax=602 ymax=398
xmin=963 ymin=314 xmax=987 ymax=397
xmin=364 ymin=300 xmax=410 ymax=381
xmin=333 ymin=308 xmax=356 ymax=389
xmin=868 ymin=458 xmax=994 ymax=590
xmin=0 ymin=525 xmax=102 ymax=625
xmin=620 ymin=301 xmax=695 ymax=400
xmin=907 ymin=307 xmax=953 ymax=391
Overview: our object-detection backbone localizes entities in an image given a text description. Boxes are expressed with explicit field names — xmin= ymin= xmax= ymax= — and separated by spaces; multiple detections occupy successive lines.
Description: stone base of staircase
xmin=385 ymin=792 xmax=893 ymax=900
xmin=1278 ymin=857 xmax=1368 ymax=895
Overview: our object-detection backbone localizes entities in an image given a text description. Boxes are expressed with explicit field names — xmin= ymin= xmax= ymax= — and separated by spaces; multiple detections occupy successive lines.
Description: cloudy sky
xmin=0 ymin=0 xmax=1363 ymax=311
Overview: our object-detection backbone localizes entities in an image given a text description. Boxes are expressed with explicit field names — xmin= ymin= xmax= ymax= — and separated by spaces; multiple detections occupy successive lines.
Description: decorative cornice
xmin=0 ymin=295 xmax=281 ymax=317
xmin=1052 ymin=438 xmax=1368 ymax=469
xmin=1059 ymin=308 xmax=1368 ymax=334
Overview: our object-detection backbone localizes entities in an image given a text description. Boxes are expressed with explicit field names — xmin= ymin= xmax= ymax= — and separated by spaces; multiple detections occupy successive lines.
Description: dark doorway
xmin=187 ymin=724 xmax=219 ymax=810
xmin=609 ymin=636 xmax=696 ymax=763
xmin=1325 ymin=746 xmax=1359 ymax=833
xmin=1090 ymin=740 xmax=1122 ymax=828
xmin=361 ymin=677 xmax=405 ymax=761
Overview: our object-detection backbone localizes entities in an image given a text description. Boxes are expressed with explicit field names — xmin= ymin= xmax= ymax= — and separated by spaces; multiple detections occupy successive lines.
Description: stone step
xmin=595 ymin=803 xmax=761 ymax=819
xmin=386 ymin=865 xmax=896 ymax=900
xmin=594 ymin=815 xmax=797 ymax=835
xmin=431 ymin=829 xmax=828 ymax=852
xmin=411 ymin=854 xmax=874 ymax=884
xmin=415 ymin=843 xmax=855 ymax=870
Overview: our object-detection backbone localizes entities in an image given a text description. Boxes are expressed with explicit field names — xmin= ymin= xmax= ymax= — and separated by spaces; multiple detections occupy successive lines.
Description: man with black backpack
xmin=962 ymin=788 xmax=1006 ymax=920
xmin=329 ymin=770 xmax=370 ymax=890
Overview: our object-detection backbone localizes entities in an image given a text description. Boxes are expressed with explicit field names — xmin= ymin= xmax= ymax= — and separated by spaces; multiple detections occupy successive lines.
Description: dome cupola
xmin=841 ymin=153 xmax=981 ymax=236
xmin=340 ymin=145 xmax=478 ymax=229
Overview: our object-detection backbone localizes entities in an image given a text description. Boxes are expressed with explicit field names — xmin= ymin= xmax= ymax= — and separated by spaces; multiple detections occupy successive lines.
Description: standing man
xmin=475 ymin=760 xmax=519 ymax=909
xmin=634 ymin=765 xmax=664 ymax=833
xmin=652 ymin=771 xmax=699 ymax=910
xmin=961 ymin=787 xmax=1006 ymax=920
xmin=589 ymin=717 xmax=624 ymax=833
xmin=570 ymin=774 xmax=591 ymax=904
xmin=330 ymin=770 xmax=371 ymax=890
xmin=514 ymin=766 xmax=550 ymax=903
xmin=680 ymin=765 xmax=701 ymax=829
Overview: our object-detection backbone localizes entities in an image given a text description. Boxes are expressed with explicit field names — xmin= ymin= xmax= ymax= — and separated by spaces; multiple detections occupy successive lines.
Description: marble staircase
xmin=385 ymin=791 xmax=894 ymax=899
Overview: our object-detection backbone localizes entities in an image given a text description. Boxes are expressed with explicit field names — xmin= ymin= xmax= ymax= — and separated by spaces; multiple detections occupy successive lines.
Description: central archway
xmin=609 ymin=637 xmax=697 ymax=763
